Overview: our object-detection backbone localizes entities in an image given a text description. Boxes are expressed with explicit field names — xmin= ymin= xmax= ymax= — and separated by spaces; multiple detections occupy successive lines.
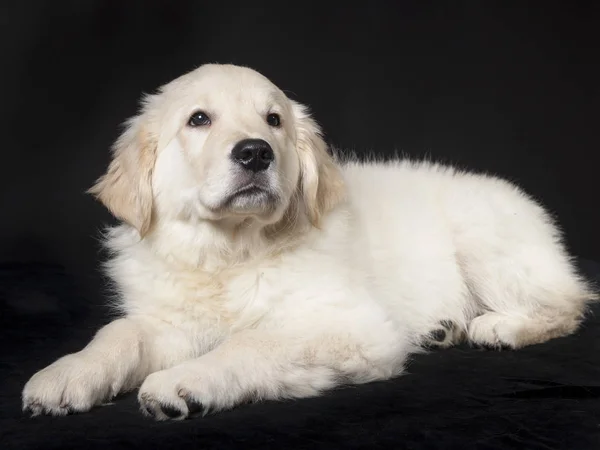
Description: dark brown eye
xmin=188 ymin=111 xmax=211 ymax=127
xmin=266 ymin=113 xmax=281 ymax=127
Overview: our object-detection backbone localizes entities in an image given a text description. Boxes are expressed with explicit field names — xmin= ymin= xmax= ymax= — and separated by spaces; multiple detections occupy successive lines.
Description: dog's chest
xmin=147 ymin=264 xmax=284 ymax=333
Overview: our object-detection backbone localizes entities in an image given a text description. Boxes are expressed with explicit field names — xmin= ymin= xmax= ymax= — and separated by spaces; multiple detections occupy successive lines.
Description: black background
xmin=2 ymin=2 xmax=600 ymax=448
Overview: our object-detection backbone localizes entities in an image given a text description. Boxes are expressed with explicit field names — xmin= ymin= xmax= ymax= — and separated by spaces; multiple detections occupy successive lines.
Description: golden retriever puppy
xmin=22 ymin=64 xmax=597 ymax=420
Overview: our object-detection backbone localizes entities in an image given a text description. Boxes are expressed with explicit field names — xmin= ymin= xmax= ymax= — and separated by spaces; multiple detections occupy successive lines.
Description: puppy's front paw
xmin=22 ymin=353 xmax=116 ymax=417
xmin=138 ymin=368 xmax=205 ymax=421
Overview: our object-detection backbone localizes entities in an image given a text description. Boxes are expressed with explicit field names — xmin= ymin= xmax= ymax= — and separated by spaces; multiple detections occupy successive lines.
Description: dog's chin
xmin=216 ymin=185 xmax=281 ymax=218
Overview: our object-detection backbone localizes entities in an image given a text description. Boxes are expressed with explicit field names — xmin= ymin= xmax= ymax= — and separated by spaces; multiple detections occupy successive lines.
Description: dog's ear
xmin=88 ymin=104 xmax=158 ymax=237
xmin=292 ymin=101 xmax=345 ymax=227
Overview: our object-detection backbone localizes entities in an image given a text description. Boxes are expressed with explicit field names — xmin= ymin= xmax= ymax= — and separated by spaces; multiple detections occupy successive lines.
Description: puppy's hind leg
xmin=446 ymin=175 xmax=598 ymax=350
xmin=464 ymin=246 xmax=597 ymax=349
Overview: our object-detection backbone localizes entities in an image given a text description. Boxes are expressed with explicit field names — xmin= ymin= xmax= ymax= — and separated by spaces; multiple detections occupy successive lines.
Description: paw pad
xmin=429 ymin=328 xmax=446 ymax=342
xmin=422 ymin=320 xmax=462 ymax=349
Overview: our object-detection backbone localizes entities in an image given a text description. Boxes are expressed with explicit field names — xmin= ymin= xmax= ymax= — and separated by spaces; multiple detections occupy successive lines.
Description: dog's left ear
xmin=292 ymin=101 xmax=346 ymax=227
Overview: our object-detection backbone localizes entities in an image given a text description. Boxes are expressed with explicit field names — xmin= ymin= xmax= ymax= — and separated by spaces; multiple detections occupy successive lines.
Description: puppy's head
xmin=89 ymin=64 xmax=345 ymax=237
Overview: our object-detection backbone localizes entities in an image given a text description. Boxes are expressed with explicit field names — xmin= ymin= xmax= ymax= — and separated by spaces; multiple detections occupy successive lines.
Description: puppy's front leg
xmin=138 ymin=328 xmax=405 ymax=420
xmin=23 ymin=318 xmax=152 ymax=416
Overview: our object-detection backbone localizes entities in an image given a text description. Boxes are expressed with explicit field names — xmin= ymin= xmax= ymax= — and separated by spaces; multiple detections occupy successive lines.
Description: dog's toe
xmin=23 ymin=404 xmax=41 ymax=417
xmin=181 ymin=393 xmax=204 ymax=416
xmin=142 ymin=405 xmax=156 ymax=418
xmin=139 ymin=393 xmax=188 ymax=421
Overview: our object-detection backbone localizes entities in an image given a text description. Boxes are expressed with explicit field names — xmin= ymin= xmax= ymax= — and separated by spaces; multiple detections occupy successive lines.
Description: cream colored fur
xmin=23 ymin=64 xmax=598 ymax=421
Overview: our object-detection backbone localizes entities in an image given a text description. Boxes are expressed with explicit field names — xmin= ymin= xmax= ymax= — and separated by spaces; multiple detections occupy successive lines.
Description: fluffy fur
xmin=22 ymin=64 xmax=598 ymax=421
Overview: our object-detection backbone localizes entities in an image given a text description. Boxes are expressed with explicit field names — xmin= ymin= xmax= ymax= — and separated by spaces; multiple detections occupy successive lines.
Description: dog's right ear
xmin=87 ymin=107 xmax=158 ymax=238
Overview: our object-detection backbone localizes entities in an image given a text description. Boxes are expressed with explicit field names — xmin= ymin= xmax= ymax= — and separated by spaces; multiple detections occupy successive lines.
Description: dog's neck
xmin=137 ymin=202 xmax=312 ymax=273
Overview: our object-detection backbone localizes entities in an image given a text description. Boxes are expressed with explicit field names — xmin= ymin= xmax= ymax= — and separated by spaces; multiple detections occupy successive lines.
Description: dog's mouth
xmin=232 ymin=184 xmax=269 ymax=198
xmin=222 ymin=183 xmax=279 ymax=212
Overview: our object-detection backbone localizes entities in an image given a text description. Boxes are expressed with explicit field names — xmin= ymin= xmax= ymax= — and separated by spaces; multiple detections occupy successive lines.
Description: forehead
xmin=166 ymin=65 xmax=288 ymax=111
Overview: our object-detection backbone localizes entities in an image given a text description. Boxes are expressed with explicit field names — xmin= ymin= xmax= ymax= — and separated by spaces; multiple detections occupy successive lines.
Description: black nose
xmin=230 ymin=139 xmax=274 ymax=172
